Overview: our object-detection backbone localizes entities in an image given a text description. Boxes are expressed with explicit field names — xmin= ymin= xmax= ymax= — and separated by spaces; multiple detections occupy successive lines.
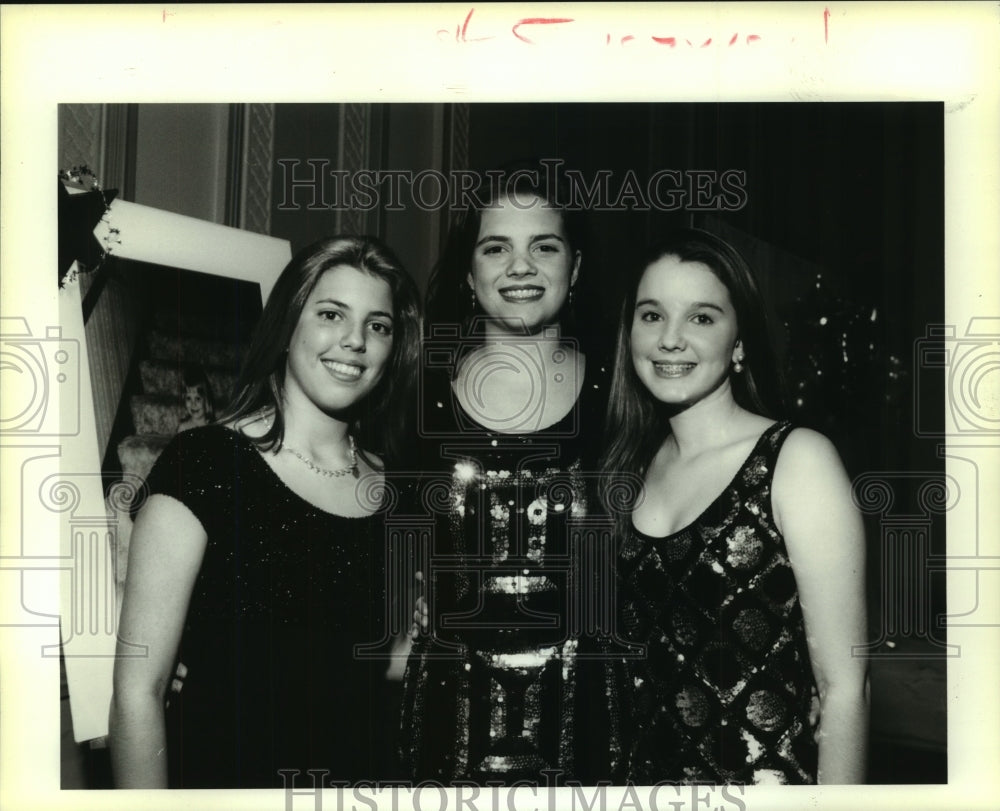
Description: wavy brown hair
xmin=600 ymin=228 xmax=787 ymax=518
xmin=218 ymin=235 xmax=422 ymax=467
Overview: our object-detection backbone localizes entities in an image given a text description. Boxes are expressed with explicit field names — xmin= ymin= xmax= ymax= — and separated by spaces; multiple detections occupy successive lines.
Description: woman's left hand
xmin=409 ymin=570 xmax=429 ymax=638
xmin=166 ymin=661 xmax=187 ymax=707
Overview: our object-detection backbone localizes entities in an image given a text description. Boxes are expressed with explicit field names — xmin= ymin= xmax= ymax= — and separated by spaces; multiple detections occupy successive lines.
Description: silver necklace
xmin=283 ymin=435 xmax=359 ymax=479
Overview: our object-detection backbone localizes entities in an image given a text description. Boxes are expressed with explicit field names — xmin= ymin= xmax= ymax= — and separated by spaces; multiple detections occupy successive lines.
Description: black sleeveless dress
xmin=398 ymin=360 xmax=619 ymax=785
xmin=131 ymin=425 xmax=395 ymax=787
xmin=617 ymin=421 xmax=820 ymax=785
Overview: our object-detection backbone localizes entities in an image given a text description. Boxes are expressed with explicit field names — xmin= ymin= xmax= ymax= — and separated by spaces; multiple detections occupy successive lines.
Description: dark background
xmin=63 ymin=102 xmax=948 ymax=786
xmin=270 ymin=101 xmax=949 ymax=782
xmin=455 ymin=103 xmax=943 ymax=475
xmin=455 ymin=104 xmax=948 ymax=783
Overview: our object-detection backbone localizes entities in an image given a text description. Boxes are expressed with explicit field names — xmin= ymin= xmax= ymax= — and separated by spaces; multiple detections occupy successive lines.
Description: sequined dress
xmin=617 ymin=421 xmax=820 ymax=785
xmin=131 ymin=425 xmax=392 ymax=787
xmin=399 ymin=359 xmax=617 ymax=785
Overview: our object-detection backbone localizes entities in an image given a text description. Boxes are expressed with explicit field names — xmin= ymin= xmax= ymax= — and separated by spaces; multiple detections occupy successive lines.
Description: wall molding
xmin=336 ymin=103 xmax=371 ymax=235
xmin=227 ymin=103 xmax=276 ymax=234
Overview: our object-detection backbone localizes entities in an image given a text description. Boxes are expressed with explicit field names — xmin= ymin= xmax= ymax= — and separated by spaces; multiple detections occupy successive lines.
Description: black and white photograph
xmin=2 ymin=5 xmax=998 ymax=811
xmin=54 ymin=98 xmax=946 ymax=789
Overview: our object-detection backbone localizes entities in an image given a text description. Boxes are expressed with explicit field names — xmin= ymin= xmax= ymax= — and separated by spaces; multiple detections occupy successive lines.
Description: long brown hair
xmin=219 ymin=235 xmax=422 ymax=466
xmin=600 ymin=228 xmax=787 ymax=519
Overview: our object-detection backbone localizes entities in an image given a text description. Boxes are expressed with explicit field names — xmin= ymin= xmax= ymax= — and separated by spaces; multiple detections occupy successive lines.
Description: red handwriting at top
xmin=437 ymin=7 xmax=828 ymax=48
xmin=437 ymin=7 xmax=494 ymax=43
xmin=511 ymin=17 xmax=575 ymax=44
xmin=623 ymin=34 xmax=761 ymax=48
xmin=438 ymin=8 xmax=575 ymax=44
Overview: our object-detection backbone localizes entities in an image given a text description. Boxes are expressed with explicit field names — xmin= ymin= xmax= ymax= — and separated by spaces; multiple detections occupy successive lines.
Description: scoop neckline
xmin=446 ymin=352 xmax=589 ymax=437
xmin=630 ymin=420 xmax=785 ymax=542
xmin=211 ymin=424 xmax=381 ymax=521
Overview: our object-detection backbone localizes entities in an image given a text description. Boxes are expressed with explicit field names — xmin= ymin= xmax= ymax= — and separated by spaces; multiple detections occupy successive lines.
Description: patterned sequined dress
xmin=617 ymin=421 xmax=820 ymax=785
xmin=399 ymin=358 xmax=617 ymax=785
xmin=131 ymin=425 xmax=393 ymax=787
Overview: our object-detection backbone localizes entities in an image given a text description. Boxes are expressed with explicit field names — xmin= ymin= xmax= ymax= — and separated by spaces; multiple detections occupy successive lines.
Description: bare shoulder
xmin=775 ymin=426 xmax=846 ymax=478
xmin=773 ymin=427 xmax=857 ymax=533
xmin=740 ymin=412 xmax=777 ymax=440
xmin=133 ymin=492 xmax=206 ymax=538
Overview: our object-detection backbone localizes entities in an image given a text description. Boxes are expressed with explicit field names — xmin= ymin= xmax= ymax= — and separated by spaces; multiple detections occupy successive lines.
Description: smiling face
xmin=184 ymin=387 xmax=206 ymax=420
xmin=284 ymin=264 xmax=395 ymax=417
xmin=630 ymin=255 xmax=743 ymax=411
xmin=467 ymin=194 xmax=580 ymax=335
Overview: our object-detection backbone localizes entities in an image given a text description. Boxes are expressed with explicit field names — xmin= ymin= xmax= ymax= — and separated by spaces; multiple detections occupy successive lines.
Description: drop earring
xmin=470 ymin=287 xmax=477 ymax=310
xmin=733 ymin=353 xmax=745 ymax=374
xmin=568 ymin=287 xmax=574 ymax=307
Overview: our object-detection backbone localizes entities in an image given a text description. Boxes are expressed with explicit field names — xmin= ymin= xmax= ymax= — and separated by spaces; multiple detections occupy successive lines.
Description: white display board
xmin=50 ymin=201 xmax=290 ymax=743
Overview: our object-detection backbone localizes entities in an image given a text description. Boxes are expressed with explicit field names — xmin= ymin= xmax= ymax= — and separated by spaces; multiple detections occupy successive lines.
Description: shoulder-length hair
xmin=601 ymin=228 xmax=787 ymax=499
xmin=218 ymin=235 xmax=422 ymax=467
xmin=182 ymin=364 xmax=215 ymax=422
xmin=424 ymin=159 xmax=587 ymax=343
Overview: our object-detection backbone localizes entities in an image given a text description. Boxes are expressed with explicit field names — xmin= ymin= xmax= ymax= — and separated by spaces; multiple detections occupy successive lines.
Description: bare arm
xmin=109 ymin=495 xmax=207 ymax=788
xmin=773 ymin=428 xmax=870 ymax=784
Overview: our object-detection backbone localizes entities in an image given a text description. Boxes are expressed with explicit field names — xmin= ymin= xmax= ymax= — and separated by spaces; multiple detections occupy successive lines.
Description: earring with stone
xmin=733 ymin=348 xmax=745 ymax=374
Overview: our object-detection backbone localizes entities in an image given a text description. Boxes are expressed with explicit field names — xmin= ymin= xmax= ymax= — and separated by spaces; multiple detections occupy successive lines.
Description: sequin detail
xmin=618 ymin=422 xmax=819 ymax=785
xmin=399 ymin=362 xmax=616 ymax=785
xmin=134 ymin=425 xmax=389 ymax=787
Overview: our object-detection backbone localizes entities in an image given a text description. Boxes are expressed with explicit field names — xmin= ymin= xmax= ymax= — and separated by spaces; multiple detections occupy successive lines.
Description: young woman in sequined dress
xmin=110 ymin=236 xmax=422 ymax=787
xmin=399 ymin=164 xmax=619 ymax=785
xmin=602 ymin=228 xmax=869 ymax=785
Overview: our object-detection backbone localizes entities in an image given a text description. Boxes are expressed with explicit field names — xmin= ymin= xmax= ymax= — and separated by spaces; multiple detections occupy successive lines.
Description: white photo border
xmin=1 ymin=4 xmax=997 ymax=811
